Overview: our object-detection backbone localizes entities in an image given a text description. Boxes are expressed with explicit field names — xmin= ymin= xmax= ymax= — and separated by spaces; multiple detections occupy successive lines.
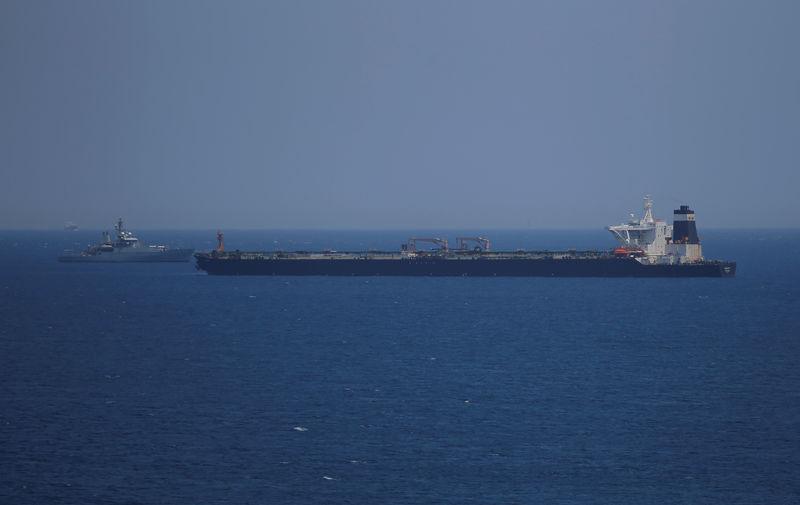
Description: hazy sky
xmin=2 ymin=0 xmax=798 ymax=229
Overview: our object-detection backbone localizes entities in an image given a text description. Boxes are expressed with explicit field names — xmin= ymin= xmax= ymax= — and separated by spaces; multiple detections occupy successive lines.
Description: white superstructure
xmin=607 ymin=196 xmax=704 ymax=264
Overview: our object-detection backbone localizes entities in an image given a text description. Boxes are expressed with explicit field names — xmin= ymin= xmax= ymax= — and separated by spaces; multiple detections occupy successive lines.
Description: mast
xmin=642 ymin=195 xmax=654 ymax=224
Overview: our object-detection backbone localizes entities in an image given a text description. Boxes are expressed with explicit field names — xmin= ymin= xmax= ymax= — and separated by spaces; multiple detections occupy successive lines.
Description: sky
xmin=1 ymin=0 xmax=798 ymax=229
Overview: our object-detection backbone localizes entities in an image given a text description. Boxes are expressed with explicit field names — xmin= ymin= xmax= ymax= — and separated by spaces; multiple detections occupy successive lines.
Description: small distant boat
xmin=64 ymin=222 xmax=79 ymax=232
xmin=58 ymin=218 xmax=193 ymax=263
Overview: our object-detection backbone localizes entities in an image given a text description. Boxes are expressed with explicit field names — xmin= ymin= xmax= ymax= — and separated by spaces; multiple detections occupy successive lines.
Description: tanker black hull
xmin=194 ymin=255 xmax=735 ymax=278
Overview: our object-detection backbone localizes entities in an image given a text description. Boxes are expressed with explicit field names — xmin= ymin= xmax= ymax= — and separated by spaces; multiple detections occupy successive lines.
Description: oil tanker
xmin=194 ymin=198 xmax=735 ymax=277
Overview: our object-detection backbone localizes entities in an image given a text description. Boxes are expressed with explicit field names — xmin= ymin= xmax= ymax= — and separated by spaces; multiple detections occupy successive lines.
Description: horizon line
xmin=1 ymin=226 xmax=798 ymax=232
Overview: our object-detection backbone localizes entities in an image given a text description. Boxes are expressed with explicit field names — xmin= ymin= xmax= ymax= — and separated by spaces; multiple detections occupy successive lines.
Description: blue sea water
xmin=1 ymin=229 xmax=799 ymax=504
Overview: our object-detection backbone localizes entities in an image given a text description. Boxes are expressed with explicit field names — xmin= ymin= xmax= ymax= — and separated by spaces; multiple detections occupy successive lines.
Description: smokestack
xmin=673 ymin=205 xmax=699 ymax=244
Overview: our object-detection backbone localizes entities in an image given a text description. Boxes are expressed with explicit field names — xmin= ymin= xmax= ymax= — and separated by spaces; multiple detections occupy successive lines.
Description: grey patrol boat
xmin=58 ymin=218 xmax=193 ymax=262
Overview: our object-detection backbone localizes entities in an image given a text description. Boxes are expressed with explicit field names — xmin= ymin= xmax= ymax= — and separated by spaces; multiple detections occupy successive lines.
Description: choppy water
xmin=1 ymin=229 xmax=799 ymax=504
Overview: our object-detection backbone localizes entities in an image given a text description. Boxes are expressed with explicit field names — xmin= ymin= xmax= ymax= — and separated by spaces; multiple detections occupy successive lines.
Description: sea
xmin=1 ymin=228 xmax=799 ymax=504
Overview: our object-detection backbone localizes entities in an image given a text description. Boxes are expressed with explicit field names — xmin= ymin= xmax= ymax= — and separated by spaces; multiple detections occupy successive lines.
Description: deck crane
xmin=456 ymin=236 xmax=490 ymax=252
xmin=407 ymin=238 xmax=449 ymax=253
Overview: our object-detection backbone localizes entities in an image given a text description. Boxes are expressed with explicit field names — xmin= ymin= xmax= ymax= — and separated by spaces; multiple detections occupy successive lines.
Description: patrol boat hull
xmin=60 ymin=248 xmax=194 ymax=262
